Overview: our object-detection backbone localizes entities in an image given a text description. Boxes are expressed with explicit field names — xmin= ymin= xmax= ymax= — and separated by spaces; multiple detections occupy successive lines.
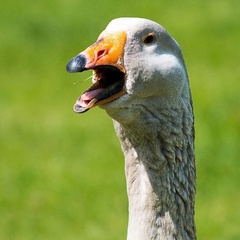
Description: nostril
xmin=96 ymin=49 xmax=107 ymax=59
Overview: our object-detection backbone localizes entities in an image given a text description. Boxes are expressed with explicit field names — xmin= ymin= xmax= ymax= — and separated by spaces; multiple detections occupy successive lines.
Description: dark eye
xmin=143 ymin=33 xmax=156 ymax=45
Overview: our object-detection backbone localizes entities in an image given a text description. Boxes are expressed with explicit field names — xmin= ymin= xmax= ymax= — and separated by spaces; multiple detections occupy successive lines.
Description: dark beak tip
xmin=66 ymin=54 xmax=87 ymax=73
xmin=73 ymin=103 xmax=90 ymax=113
xmin=66 ymin=61 xmax=73 ymax=73
xmin=66 ymin=60 xmax=76 ymax=73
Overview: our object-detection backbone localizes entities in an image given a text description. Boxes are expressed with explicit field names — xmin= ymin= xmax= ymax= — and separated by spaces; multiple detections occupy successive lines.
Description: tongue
xmin=81 ymin=88 xmax=105 ymax=101
xmin=79 ymin=88 xmax=105 ymax=107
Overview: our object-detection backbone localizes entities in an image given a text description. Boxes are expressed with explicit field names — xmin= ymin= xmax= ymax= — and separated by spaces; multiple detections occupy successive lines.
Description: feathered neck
xmin=112 ymin=102 xmax=196 ymax=240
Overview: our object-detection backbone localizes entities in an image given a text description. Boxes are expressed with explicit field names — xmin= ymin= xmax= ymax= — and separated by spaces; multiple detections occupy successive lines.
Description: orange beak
xmin=66 ymin=31 xmax=127 ymax=113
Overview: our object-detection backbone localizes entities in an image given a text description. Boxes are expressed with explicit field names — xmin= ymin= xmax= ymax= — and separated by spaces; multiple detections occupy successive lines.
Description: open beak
xmin=66 ymin=31 xmax=127 ymax=113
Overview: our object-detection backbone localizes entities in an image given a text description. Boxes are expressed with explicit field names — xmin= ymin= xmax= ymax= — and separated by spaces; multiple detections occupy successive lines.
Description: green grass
xmin=1 ymin=0 xmax=240 ymax=239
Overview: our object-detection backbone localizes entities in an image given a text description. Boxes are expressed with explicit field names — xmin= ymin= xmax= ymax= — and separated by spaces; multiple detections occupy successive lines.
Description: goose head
xmin=66 ymin=18 xmax=190 ymax=123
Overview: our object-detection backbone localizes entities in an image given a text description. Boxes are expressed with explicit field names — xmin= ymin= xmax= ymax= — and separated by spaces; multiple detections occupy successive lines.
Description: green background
xmin=1 ymin=0 xmax=239 ymax=239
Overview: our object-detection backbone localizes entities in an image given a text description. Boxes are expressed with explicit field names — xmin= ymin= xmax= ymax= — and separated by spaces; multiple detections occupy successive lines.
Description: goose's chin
xmin=99 ymin=94 xmax=139 ymax=124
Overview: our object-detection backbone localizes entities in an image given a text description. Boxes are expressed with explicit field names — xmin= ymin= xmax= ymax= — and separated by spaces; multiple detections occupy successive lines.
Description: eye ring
xmin=143 ymin=33 xmax=156 ymax=45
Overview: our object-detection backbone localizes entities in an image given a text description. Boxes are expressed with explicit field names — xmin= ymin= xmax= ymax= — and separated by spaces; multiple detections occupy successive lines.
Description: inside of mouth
xmin=75 ymin=66 xmax=125 ymax=112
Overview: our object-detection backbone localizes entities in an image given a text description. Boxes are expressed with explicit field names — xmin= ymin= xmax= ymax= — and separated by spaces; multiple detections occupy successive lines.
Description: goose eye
xmin=143 ymin=33 xmax=156 ymax=45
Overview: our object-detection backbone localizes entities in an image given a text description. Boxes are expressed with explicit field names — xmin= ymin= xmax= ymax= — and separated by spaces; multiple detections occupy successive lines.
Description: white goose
xmin=66 ymin=17 xmax=196 ymax=240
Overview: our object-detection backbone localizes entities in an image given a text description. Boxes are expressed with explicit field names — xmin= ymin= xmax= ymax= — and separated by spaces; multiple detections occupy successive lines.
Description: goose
xmin=66 ymin=17 xmax=196 ymax=240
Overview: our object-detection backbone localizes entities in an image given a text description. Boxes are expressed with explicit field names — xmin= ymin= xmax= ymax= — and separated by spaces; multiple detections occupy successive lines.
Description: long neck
xmin=113 ymin=104 xmax=196 ymax=240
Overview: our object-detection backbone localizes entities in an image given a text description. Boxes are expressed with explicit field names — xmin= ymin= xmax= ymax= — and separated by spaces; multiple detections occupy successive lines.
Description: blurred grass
xmin=0 ymin=0 xmax=240 ymax=239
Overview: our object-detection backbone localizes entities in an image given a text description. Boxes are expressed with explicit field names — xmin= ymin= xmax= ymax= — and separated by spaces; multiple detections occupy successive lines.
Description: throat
xmin=112 ymin=106 xmax=196 ymax=240
xmin=125 ymin=149 xmax=177 ymax=240
xmin=123 ymin=138 xmax=179 ymax=240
